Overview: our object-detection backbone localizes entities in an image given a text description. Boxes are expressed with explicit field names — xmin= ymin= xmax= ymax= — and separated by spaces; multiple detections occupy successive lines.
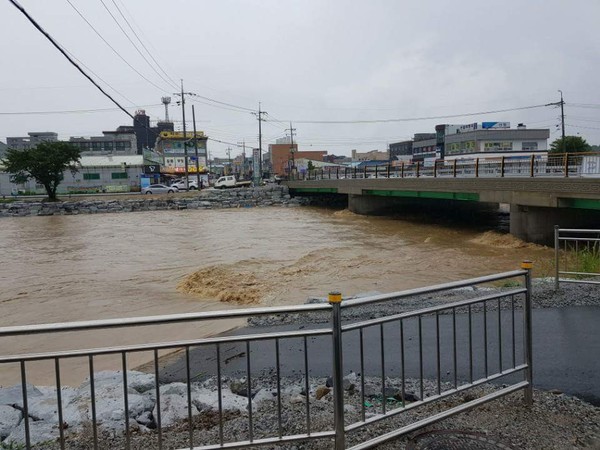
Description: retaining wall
xmin=0 ymin=186 xmax=307 ymax=218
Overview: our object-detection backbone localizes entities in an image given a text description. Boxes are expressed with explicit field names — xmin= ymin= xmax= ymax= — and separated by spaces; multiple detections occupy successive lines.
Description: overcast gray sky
xmin=1 ymin=0 xmax=599 ymax=157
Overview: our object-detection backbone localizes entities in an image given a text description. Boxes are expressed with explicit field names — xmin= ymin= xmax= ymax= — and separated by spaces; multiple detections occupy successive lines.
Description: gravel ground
xmin=32 ymin=280 xmax=599 ymax=450
xmin=36 ymin=375 xmax=600 ymax=450
xmin=248 ymin=277 xmax=600 ymax=328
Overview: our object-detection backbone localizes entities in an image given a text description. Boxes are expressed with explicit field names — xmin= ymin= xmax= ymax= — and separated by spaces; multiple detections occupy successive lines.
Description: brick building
xmin=269 ymin=143 xmax=327 ymax=176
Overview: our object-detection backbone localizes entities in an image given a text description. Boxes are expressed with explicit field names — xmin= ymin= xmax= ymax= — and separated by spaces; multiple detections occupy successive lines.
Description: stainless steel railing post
xmin=554 ymin=225 xmax=560 ymax=291
xmin=329 ymin=291 xmax=346 ymax=450
xmin=522 ymin=260 xmax=534 ymax=405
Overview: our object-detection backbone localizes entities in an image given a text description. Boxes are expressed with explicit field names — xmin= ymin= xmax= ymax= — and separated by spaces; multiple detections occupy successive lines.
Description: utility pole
xmin=226 ymin=147 xmax=232 ymax=175
xmin=238 ymin=140 xmax=246 ymax=178
xmin=286 ymin=122 xmax=296 ymax=177
xmin=252 ymin=103 xmax=267 ymax=184
xmin=174 ymin=80 xmax=194 ymax=189
xmin=192 ymin=104 xmax=201 ymax=188
xmin=559 ymin=90 xmax=566 ymax=152
xmin=180 ymin=80 xmax=188 ymax=188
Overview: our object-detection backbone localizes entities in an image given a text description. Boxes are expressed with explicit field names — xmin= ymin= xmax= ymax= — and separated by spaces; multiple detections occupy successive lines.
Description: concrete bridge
xmin=287 ymin=177 xmax=600 ymax=244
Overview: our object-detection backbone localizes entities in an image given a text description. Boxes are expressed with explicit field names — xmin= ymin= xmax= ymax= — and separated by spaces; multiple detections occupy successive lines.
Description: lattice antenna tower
xmin=161 ymin=96 xmax=171 ymax=122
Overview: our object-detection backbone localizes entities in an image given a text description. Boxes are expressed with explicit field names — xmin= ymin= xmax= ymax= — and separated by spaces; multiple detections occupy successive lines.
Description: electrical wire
xmin=566 ymin=116 xmax=600 ymax=123
xmin=108 ymin=0 xmax=179 ymax=88
xmin=187 ymin=96 xmax=256 ymax=114
xmin=6 ymin=0 xmax=162 ymax=141
xmin=207 ymin=137 xmax=251 ymax=149
xmin=188 ymin=93 xmax=257 ymax=113
xmin=7 ymin=0 xmax=139 ymax=119
xmin=274 ymin=103 xmax=550 ymax=124
xmin=567 ymin=124 xmax=600 ymax=131
xmin=0 ymin=104 xmax=162 ymax=115
xmin=567 ymin=103 xmax=600 ymax=109
xmin=65 ymin=0 xmax=171 ymax=94
xmin=97 ymin=0 xmax=178 ymax=91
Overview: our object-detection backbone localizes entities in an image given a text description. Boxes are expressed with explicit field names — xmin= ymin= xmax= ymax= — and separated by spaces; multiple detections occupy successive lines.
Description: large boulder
xmin=0 ymin=405 xmax=21 ymax=439
xmin=152 ymin=382 xmax=199 ymax=427
xmin=4 ymin=420 xmax=59 ymax=447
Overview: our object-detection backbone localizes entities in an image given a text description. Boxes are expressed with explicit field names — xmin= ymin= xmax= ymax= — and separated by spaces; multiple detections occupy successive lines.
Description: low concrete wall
xmin=509 ymin=204 xmax=600 ymax=245
xmin=0 ymin=186 xmax=306 ymax=218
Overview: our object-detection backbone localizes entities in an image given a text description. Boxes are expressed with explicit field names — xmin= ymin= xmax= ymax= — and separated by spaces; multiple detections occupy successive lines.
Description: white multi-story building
xmin=6 ymin=132 xmax=58 ymax=150
xmin=443 ymin=123 xmax=550 ymax=161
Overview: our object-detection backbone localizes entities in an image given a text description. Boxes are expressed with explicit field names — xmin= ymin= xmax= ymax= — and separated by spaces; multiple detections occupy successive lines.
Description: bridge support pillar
xmin=347 ymin=194 xmax=402 ymax=215
xmin=510 ymin=204 xmax=600 ymax=245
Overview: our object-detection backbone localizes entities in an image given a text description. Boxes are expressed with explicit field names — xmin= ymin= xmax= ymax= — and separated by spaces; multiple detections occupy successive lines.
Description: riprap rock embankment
xmin=0 ymin=186 xmax=306 ymax=217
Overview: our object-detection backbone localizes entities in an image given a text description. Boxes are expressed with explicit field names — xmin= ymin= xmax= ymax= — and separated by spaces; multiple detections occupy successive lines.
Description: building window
xmin=522 ymin=142 xmax=538 ymax=151
xmin=111 ymin=172 xmax=128 ymax=179
xmin=83 ymin=173 xmax=100 ymax=180
xmin=92 ymin=142 xmax=103 ymax=151
xmin=484 ymin=142 xmax=513 ymax=152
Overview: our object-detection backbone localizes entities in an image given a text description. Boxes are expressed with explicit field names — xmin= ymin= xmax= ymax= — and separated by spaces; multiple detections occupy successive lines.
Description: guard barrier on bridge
xmin=291 ymin=152 xmax=600 ymax=181
xmin=554 ymin=226 xmax=600 ymax=290
xmin=0 ymin=265 xmax=533 ymax=450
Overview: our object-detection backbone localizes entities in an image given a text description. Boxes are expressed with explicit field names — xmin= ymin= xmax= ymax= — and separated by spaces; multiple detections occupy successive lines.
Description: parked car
xmin=142 ymin=184 xmax=175 ymax=195
xmin=170 ymin=179 xmax=198 ymax=190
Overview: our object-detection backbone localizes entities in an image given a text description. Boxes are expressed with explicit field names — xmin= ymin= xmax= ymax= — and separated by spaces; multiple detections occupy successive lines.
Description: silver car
xmin=142 ymin=184 xmax=175 ymax=195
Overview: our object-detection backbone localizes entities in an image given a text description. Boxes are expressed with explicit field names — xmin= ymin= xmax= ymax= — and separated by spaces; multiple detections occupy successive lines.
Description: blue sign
xmin=482 ymin=122 xmax=510 ymax=129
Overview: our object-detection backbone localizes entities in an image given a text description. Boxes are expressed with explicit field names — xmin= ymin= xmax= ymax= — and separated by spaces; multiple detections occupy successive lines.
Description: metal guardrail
xmin=554 ymin=226 xmax=600 ymax=290
xmin=291 ymin=152 xmax=600 ymax=181
xmin=0 ymin=265 xmax=534 ymax=449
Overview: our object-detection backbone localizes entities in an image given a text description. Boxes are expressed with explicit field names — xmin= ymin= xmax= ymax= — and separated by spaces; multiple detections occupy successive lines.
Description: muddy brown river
xmin=0 ymin=207 xmax=553 ymax=385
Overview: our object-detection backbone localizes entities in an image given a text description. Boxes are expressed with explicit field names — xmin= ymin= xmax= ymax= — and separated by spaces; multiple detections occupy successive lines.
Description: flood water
xmin=0 ymin=207 xmax=553 ymax=385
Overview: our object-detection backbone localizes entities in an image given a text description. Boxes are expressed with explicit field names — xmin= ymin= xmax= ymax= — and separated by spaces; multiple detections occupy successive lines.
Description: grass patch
xmin=558 ymin=241 xmax=600 ymax=279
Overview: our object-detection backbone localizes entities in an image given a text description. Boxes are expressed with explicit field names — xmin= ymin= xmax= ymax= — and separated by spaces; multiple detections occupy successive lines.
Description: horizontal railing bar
xmin=0 ymin=328 xmax=332 ymax=364
xmin=348 ymin=381 xmax=529 ymax=450
xmin=558 ymin=237 xmax=600 ymax=242
xmin=0 ymin=303 xmax=332 ymax=337
xmin=345 ymin=364 xmax=527 ymax=432
xmin=342 ymin=289 xmax=526 ymax=332
xmin=557 ymin=279 xmax=600 ymax=285
xmin=341 ymin=270 xmax=526 ymax=309
xmin=181 ymin=430 xmax=335 ymax=450
xmin=559 ymin=271 xmax=600 ymax=277
xmin=0 ymin=271 xmax=526 ymax=338
xmin=558 ymin=229 xmax=600 ymax=234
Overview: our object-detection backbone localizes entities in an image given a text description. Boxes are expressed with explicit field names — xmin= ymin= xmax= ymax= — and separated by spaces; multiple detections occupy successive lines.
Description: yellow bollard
xmin=328 ymin=291 xmax=342 ymax=304
xmin=521 ymin=260 xmax=533 ymax=270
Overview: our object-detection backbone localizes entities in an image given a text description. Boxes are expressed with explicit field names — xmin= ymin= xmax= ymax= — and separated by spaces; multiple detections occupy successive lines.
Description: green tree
xmin=1 ymin=141 xmax=81 ymax=201
xmin=549 ymin=136 xmax=591 ymax=154
xmin=307 ymin=160 xmax=315 ymax=172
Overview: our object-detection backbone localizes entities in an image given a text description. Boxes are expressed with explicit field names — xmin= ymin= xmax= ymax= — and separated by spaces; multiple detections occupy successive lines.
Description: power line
xmin=272 ymin=103 xmax=550 ymax=125
xmin=207 ymin=137 xmax=249 ymax=149
xmin=567 ymin=103 xmax=600 ymax=109
xmin=566 ymin=124 xmax=600 ymax=131
xmin=188 ymin=93 xmax=257 ymax=113
xmin=0 ymin=104 xmax=162 ymax=115
xmin=7 ymin=0 xmax=160 ymax=140
xmin=65 ymin=0 xmax=171 ymax=94
xmin=62 ymin=45 xmax=137 ymax=106
xmin=187 ymin=96 xmax=256 ymax=114
xmin=108 ymin=0 xmax=179 ymax=88
xmin=97 ymin=0 xmax=178 ymax=91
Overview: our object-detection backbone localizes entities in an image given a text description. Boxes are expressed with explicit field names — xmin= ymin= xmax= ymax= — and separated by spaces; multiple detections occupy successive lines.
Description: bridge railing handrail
xmin=290 ymin=151 xmax=600 ymax=181
xmin=1 ymin=265 xmax=534 ymax=450
xmin=554 ymin=225 xmax=600 ymax=290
